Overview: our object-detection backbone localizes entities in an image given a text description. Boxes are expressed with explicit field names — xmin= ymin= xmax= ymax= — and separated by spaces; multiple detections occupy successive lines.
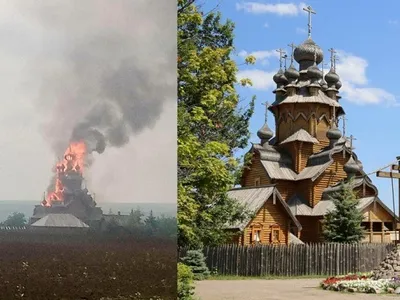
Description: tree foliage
xmin=177 ymin=262 xmax=195 ymax=300
xmin=322 ymin=179 xmax=365 ymax=243
xmin=1 ymin=212 xmax=27 ymax=227
xmin=103 ymin=209 xmax=176 ymax=239
xmin=181 ymin=250 xmax=210 ymax=280
xmin=178 ymin=0 xmax=255 ymax=248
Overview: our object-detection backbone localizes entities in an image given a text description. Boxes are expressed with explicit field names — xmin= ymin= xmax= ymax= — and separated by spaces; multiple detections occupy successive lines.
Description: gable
xmin=241 ymin=156 xmax=271 ymax=187
xmin=363 ymin=201 xmax=394 ymax=222
xmin=227 ymin=186 xmax=301 ymax=231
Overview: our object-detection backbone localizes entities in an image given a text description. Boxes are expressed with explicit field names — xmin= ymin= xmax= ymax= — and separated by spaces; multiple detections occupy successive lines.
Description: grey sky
xmin=0 ymin=0 xmax=176 ymax=203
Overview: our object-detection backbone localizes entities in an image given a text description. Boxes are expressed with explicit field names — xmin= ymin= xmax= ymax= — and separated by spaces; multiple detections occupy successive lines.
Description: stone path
xmin=195 ymin=279 xmax=394 ymax=300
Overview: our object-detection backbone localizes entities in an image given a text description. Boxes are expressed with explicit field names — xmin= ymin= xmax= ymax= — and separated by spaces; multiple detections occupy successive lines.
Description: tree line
xmin=0 ymin=209 xmax=177 ymax=239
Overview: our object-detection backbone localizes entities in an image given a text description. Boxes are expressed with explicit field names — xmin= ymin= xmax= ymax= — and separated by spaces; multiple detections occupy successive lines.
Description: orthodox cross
xmin=341 ymin=115 xmax=348 ymax=137
xmin=333 ymin=54 xmax=339 ymax=72
xmin=276 ymin=48 xmax=286 ymax=69
xmin=303 ymin=5 xmax=316 ymax=38
xmin=283 ymin=54 xmax=288 ymax=70
xmin=328 ymin=48 xmax=336 ymax=69
xmin=349 ymin=134 xmax=356 ymax=152
xmin=288 ymin=43 xmax=296 ymax=64
xmin=262 ymin=101 xmax=269 ymax=123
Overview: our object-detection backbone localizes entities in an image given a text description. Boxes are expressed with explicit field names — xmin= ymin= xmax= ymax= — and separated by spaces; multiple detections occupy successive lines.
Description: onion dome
xmin=257 ymin=122 xmax=274 ymax=141
xmin=294 ymin=38 xmax=323 ymax=65
xmin=273 ymin=69 xmax=288 ymax=86
xmin=307 ymin=64 xmax=323 ymax=82
xmin=335 ymin=80 xmax=342 ymax=90
xmin=356 ymin=160 xmax=363 ymax=170
xmin=325 ymin=68 xmax=340 ymax=86
xmin=326 ymin=124 xmax=342 ymax=141
xmin=344 ymin=156 xmax=362 ymax=175
xmin=284 ymin=64 xmax=299 ymax=83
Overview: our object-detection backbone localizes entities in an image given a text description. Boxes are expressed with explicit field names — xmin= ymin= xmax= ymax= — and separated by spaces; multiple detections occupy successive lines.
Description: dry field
xmin=0 ymin=233 xmax=176 ymax=299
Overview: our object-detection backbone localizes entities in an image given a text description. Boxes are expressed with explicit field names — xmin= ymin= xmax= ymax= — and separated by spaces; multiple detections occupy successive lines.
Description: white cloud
xmin=298 ymin=2 xmax=308 ymax=14
xmin=335 ymin=51 xmax=368 ymax=85
xmin=237 ymin=69 xmax=276 ymax=90
xmin=238 ymin=49 xmax=279 ymax=65
xmin=236 ymin=2 xmax=305 ymax=16
xmin=340 ymin=82 xmax=396 ymax=105
xmin=238 ymin=49 xmax=397 ymax=106
xmin=335 ymin=50 xmax=396 ymax=105
xmin=295 ymin=27 xmax=307 ymax=35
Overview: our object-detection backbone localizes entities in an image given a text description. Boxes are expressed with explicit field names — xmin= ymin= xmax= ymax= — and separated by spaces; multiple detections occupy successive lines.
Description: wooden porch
xmin=361 ymin=221 xmax=395 ymax=243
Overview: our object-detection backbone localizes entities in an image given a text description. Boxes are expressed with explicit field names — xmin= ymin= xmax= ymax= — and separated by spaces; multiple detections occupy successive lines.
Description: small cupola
xmin=257 ymin=102 xmax=274 ymax=147
xmin=344 ymin=155 xmax=362 ymax=179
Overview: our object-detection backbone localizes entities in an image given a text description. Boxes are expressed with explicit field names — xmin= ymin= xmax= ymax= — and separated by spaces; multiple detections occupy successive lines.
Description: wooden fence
xmin=179 ymin=243 xmax=394 ymax=277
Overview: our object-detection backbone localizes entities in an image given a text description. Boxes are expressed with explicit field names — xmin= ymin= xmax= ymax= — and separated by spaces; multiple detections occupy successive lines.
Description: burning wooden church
xmin=29 ymin=141 xmax=103 ymax=228
xmin=228 ymin=8 xmax=396 ymax=245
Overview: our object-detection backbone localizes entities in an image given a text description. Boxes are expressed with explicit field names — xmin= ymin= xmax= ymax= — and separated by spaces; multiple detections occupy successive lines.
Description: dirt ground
xmin=195 ymin=278 xmax=395 ymax=300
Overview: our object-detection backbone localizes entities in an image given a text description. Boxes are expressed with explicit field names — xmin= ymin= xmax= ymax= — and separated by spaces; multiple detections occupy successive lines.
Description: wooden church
xmin=227 ymin=11 xmax=396 ymax=245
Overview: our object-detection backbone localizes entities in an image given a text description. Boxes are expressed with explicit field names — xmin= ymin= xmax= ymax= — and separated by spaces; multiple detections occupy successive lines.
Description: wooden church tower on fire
xmin=228 ymin=6 xmax=396 ymax=245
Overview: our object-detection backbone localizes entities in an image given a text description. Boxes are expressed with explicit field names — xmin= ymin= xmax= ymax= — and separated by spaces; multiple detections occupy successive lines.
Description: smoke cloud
xmin=17 ymin=0 xmax=176 ymax=157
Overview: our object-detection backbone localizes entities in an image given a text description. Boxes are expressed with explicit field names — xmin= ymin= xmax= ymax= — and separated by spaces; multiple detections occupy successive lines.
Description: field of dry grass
xmin=0 ymin=233 xmax=176 ymax=299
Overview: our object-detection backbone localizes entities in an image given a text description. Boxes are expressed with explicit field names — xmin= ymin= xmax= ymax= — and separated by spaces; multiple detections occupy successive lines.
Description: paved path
xmin=195 ymin=279 xmax=394 ymax=300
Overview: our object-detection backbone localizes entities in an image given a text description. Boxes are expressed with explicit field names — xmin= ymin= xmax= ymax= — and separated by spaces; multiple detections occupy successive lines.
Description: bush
xmin=181 ymin=250 xmax=210 ymax=280
xmin=178 ymin=263 xmax=195 ymax=300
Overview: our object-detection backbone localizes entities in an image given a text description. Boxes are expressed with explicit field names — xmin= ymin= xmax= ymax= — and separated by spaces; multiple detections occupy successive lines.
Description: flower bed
xmin=320 ymin=272 xmax=400 ymax=294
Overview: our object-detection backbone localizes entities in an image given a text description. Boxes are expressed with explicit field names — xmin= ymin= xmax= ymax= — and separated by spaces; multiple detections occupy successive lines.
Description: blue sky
xmin=201 ymin=0 xmax=400 ymax=212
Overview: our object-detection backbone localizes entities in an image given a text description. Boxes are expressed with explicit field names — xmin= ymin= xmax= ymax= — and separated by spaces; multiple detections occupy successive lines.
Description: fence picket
xmin=178 ymin=243 xmax=394 ymax=277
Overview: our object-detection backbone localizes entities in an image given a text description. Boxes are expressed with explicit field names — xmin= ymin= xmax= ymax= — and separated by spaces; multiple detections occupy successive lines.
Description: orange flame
xmin=43 ymin=141 xmax=86 ymax=207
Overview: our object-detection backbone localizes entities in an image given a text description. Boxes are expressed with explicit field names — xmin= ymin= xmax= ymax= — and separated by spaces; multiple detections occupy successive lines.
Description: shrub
xmin=181 ymin=250 xmax=210 ymax=280
xmin=178 ymin=263 xmax=195 ymax=300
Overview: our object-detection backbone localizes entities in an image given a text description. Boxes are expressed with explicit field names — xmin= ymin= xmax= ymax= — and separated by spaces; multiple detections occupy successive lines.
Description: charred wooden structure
xmin=29 ymin=169 xmax=103 ymax=227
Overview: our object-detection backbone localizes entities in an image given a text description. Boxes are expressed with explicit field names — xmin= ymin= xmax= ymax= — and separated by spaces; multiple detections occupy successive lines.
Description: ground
xmin=195 ymin=278 xmax=395 ymax=300
xmin=0 ymin=232 xmax=176 ymax=299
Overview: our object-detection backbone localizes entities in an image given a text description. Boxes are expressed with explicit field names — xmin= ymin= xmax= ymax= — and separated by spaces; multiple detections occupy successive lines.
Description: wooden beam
xmin=392 ymin=165 xmax=400 ymax=171
xmin=376 ymin=171 xmax=400 ymax=179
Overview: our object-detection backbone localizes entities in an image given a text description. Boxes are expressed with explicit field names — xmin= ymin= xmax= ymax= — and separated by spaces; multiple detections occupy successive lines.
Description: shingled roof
xmin=252 ymin=138 xmax=358 ymax=182
xmin=31 ymin=214 xmax=89 ymax=228
xmin=321 ymin=176 xmax=378 ymax=200
xmin=280 ymin=129 xmax=319 ymax=145
xmin=269 ymin=88 xmax=345 ymax=116
xmin=312 ymin=197 xmax=376 ymax=216
xmin=227 ymin=186 xmax=302 ymax=231
xmin=287 ymin=194 xmax=313 ymax=216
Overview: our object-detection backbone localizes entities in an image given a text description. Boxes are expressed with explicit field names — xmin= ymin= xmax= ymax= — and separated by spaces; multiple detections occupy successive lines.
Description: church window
xmin=254 ymin=177 xmax=260 ymax=186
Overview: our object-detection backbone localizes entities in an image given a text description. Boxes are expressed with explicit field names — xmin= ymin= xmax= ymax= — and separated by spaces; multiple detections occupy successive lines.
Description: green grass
xmin=207 ymin=274 xmax=328 ymax=280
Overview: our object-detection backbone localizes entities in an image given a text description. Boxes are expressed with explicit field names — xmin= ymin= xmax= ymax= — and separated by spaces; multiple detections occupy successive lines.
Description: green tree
xmin=128 ymin=208 xmax=144 ymax=227
xmin=177 ymin=0 xmax=255 ymax=248
xmin=181 ymin=250 xmax=210 ymax=280
xmin=144 ymin=210 xmax=157 ymax=235
xmin=178 ymin=263 xmax=195 ymax=300
xmin=2 ymin=212 xmax=27 ymax=227
xmin=322 ymin=179 xmax=365 ymax=243
xmin=156 ymin=215 xmax=178 ymax=239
